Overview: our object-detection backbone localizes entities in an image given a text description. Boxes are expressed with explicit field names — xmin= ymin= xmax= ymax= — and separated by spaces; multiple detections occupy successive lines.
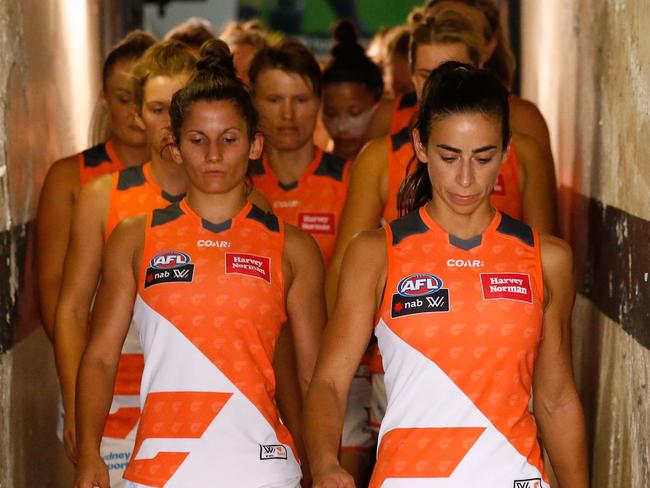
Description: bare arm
xmin=283 ymin=224 xmax=327 ymax=395
xmin=35 ymin=156 xmax=80 ymax=342
xmin=510 ymin=95 xmax=554 ymax=163
xmin=306 ymin=230 xmax=386 ymax=487
xmin=514 ymin=132 xmax=558 ymax=236
xmin=364 ymin=97 xmax=394 ymax=140
xmin=53 ymin=174 xmax=112 ymax=461
xmin=533 ymin=236 xmax=588 ymax=488
xmin=73 ymin=216 xmax=143 ymax=488
xmin=326 ymin=137 xmax=388 ymax=312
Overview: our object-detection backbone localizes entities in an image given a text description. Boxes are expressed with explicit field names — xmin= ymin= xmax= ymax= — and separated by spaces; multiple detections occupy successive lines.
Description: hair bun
xmin=196 ymin=39 xmax=237 ymax=79
xmin=332 ymin=19 xmax=358 ymax=46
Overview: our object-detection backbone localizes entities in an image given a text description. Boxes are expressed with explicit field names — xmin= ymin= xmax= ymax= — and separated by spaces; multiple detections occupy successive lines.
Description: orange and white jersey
xmin=389 ymin=92 xmax=418 ymax=135
xmin=123 ymin=200 xmax=301 ymax=487
xmin=382 ymin=132 xmax=522 ymax=224
xmin=371 ymin=207 xmax=548 ymax=488
xmin=102 ymin=163 xmax=185 ymax=443
xmin=250 ymin=148 xmax=350 ymax=267
xmin=79 ymin=139 xmax=127 ymax=186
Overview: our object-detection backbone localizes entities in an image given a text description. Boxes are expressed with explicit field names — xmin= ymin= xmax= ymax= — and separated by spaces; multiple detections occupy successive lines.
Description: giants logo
xmin=124 ymin=391 xmax=232 ymax=485
xmin=514 ymin=479 xmax=542 ymax=488
xmin=298 ymin=212 xmax=336 ymax=235
xmin=397 ymin=274 xmax=442 ymax=297
xmin=480 ymin=273 xmax=533 ymax=303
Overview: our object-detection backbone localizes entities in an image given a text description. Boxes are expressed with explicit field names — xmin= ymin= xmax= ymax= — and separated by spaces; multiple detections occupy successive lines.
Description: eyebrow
xmin=436 ymin=144 xmax=497 ymax=154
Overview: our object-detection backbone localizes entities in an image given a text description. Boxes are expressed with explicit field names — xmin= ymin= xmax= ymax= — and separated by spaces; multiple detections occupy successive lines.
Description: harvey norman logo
xmin=480 ymin=273 xmax=533 ymax=303
xmin=225 ymin=253 xmax=271 ymax=283
xmin=514 ymin=478 xmax=542 ymax=488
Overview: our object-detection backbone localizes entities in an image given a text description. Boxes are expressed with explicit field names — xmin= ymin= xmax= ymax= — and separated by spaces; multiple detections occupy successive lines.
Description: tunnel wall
xmin=0 ymin=0 xmax=102 ymax=486
xmin=521 ymin=1 xmax=649 ymax=486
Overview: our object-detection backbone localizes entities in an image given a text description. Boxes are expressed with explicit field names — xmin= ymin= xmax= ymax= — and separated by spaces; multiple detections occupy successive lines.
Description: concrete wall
xmin=0 ymin=0 xmax=102 ymax=486
xmin=521 ymin=1 xmax=650 ymax=486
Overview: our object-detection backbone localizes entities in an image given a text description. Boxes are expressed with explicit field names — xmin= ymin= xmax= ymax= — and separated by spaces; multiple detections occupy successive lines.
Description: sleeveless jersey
xmin=123 ymin=200 xmax=301 ymax=487
xmin=381 ymin=130 xmax=522 ymax=224
xmin=250 ymin=148 xmax=350 ymax=267
xmin=370 ymin=207 xmax=547 ymax=487
xmin=389 ymin=91 xmax=418 ymax=135
xmin=79 ymin=139 xmax=126 ymax=186
xmin=102 ymin=162 xmax=185 ymax=443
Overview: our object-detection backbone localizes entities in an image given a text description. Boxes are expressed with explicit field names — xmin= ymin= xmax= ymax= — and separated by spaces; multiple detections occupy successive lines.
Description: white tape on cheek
xmin=323 ymin=103 xmax=378 ymax=138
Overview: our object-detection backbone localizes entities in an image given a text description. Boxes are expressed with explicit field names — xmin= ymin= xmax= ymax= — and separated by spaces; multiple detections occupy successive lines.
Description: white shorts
xmin=101 ymin=436 xmax=135 ymax=488
xmin=369 ymin=373 xmax=386 ymax=434
xmin=341 ymin=367 xmax=374 ymax=451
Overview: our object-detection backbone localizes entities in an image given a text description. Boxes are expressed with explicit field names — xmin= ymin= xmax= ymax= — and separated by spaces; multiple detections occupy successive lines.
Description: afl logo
xmin=150 ymin=250 xmax=191 ymax=269
xmin=397 ymin=274 xmax=443 ymax=297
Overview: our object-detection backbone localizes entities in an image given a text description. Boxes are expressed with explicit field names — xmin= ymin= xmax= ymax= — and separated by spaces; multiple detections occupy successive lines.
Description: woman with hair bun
xmin=73 ymin=39 xmax=324 ymax=488
xmin=306 ymin=62 xmax=587 ymax=488
xmin=321 ymin=19 xmax=383 ymax=161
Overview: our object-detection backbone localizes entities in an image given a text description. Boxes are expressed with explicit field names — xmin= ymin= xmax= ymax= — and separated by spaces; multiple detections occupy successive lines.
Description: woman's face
xmin=103 ymin=59 xmax=145 ymax=147
xmin=322 ymin=82 xmax=377 ymax=159
xmin=137 ymin=73 xmax=189 ymax=159
xmin=412 ymin=42 xmax=473 ymax=101
xmin=176 ymin=99 xmax=262 ymax=195
xmin=253 ymin=68 xmax=320 ymax=152
xmin=384 ymin=53 xmax=414 ymax=98
xmin=414 ymin=111 xmax=507 ymax=215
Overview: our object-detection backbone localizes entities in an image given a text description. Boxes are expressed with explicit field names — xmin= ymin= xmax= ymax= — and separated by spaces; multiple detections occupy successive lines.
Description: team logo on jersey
xmin=150 ymin=250 xmax=190 ymax=269
xmin=513 ymin=478 xmax=542 ymax=488
xmin=392 ymin=274 xmax=449 ymax=318
xmin=226 ymin=253 xmax=271 ymax=283
xmin=298 ymin=212 xmax=336 ymax=235
xmin=259 ymin=444 xmax=288 ymax=460
xmin=492 ymin=173 xmax=506 ymax=195
xmin=145 ymin=250 xmax=194 ymax=288
xmin=480 ymin=273 xmax=533 ymax=303
xmin=397 ymin=274 xmax=442 ymax=297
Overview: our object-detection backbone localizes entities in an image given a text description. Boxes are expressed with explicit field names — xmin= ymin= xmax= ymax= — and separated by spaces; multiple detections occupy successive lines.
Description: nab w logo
xmin=173 ymin=268 xmax=190 ymax=279
xmin=514 ymin=479 xmax=542 ymax=488
xmin=260 ymin=444 xmax=288 ymax=460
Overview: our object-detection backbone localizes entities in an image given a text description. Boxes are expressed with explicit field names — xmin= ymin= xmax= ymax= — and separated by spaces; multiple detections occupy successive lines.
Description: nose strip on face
xmin=322 ymin=104 xmax=377 ymax=138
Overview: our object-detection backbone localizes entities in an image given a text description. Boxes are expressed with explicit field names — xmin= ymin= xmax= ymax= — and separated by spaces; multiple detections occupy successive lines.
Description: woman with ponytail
xmin=321 ymin=20 xmax=383 ymax=161
xmin=73 ymin=40 xmax=323 ymax=488
xmin=305 ymin=62 xmax=587 ymax=488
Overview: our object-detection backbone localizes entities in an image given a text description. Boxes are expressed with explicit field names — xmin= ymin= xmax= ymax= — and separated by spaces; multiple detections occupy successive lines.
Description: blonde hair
xmin=409 ymin=10 xmax=485 ymax=71
xmin=132 ymin=40 xmax=197 ymax=109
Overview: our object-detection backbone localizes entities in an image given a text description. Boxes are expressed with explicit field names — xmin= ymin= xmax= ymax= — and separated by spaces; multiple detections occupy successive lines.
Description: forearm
xmin=76 ymin=354 xmax=117 ymax=457
xmin=55 ymin=309 xmax=91 ymax=417
xmin=535 ymin=395 xmax=588 ymax=487
xmin=38 ymin=275 xmax=61 ymax=342
xmin=304 ymin=378 xmax=347 ymax=473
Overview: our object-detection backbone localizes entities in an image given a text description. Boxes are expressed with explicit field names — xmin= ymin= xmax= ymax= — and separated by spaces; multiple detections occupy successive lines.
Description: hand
xmin=63 ymin=411 xmax=78 ymax=464
xmin=313 ymin=463 xmax=355 ymax=488
xmin=74 ymin=453 xmax=110 ymax=488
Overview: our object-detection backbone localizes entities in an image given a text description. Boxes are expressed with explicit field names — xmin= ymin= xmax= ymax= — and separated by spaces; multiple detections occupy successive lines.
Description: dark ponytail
xmin=322 ymin=20 xmax=383 ymax=99
xmin=397 ymin=61 xmax=510 ymax=216
xmin=169 ymin=39 xmax=258 ymax=142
